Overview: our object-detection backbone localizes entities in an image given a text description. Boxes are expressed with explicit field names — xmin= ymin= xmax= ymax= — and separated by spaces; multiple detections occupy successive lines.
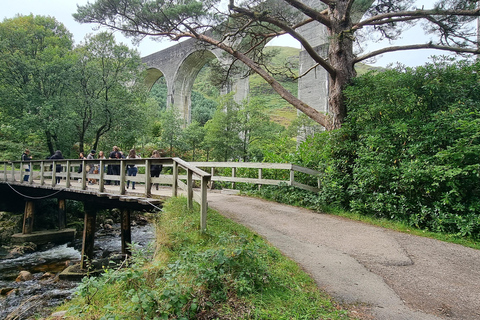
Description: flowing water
xmin=0 ymin=223 xmax=155 ymax=319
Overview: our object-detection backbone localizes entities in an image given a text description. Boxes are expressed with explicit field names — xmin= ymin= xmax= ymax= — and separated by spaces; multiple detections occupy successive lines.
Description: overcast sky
xmin=0 ymin=0 xmax=466 ymax=67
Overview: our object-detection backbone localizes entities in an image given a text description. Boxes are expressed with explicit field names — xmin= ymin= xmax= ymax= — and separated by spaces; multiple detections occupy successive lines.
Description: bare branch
xmin=227 ymin=5 xmax=335 ymax=78
xmin=355 ymin=8 xmax=480 ymax=30
xmin=196 ymin=33 xmax=330 ymax=128
xmin=283 ymin=0 xmax=331 ymax=27
xmin=355 ymin=43 xmax=480 ymax=64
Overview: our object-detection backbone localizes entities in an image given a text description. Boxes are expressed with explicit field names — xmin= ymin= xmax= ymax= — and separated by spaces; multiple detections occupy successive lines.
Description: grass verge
xmin=54 ymin=197 xmax=359 ymax=319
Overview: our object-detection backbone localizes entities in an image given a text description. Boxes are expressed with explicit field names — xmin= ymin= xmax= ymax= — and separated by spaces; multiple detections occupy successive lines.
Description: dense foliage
xmin=291 ymin=59 xmax=480 ymax=238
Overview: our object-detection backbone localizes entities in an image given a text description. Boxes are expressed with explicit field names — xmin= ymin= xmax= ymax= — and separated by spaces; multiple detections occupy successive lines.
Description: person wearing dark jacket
xmin=150 ymin=149 xmax=163 ymax=191
xmin=49 ymin=150 xmax=64 ymax=184
xmin=21 ymin=149 xmax=32 ymax=182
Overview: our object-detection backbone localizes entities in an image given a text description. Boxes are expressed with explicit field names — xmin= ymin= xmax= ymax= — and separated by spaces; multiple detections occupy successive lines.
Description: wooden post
xmin=210 ymin=167 xmax=215 ymax=189
xmin=172 ymin=161 xmax=178 ymax=197
xmin=3 ymin=162 xmax=7 ymax=181
xmin=81 ymin=160 xmax=87 ymax=190
xmin=11 ymin=164 xmax=15 ymax=182
xmin=120 ymin=160 xmax=126 ymax=195
xmin=145 ymin=159 xmax=151 ymax=198
xmin=23 ymin=201 xmax=35 ymax=234
xmin=40 ymin=161 xmax=45 ymax=186
xmin=98 ymin=160 xmax=105 ymax=192
xmin=187 ymin=169 xmax=193 ymax=209
xmin=51 ymin=161 xmax=57 ymax=187
xmin=289 ymin=166 xmax=295 ymax=186
xmin=58 ymin=199 xmax=66 ymax=230
xmin=231 ymin=167 xmax=236 ymax=189
xmin=200 ymin=176 xmax=209 ymax=231
xmin=81 ymin=205 xmax=97 ymax=269
xmin=66 ymin=160 xmax=71 ymax=188
xmin=121 ymin=208 xmax=132 ymax=255
xmin=258 ymin=168 xmax=262 ymax=190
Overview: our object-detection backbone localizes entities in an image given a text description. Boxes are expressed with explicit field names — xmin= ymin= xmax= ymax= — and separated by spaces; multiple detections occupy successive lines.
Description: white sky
xmin=0 ymin=0 xmax=469 ymax=67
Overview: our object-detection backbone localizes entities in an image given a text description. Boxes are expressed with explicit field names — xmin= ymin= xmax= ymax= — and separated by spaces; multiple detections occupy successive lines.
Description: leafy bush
xmin=294 ymin=58 xmax=480 ymax=239
xmin=64 ymin=197 xmax=349 ymax=319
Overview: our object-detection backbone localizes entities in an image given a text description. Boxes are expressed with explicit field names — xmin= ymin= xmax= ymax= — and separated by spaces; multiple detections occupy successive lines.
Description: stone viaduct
xmin=140 ymin=0 xmax=336 ymax=127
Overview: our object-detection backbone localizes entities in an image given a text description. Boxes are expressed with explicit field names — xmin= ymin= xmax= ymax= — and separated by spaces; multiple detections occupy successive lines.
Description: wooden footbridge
xmin=0 ymin=157 xmax=320 ymax=269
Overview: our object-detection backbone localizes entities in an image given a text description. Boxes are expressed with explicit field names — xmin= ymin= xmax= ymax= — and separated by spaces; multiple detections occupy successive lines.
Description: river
xmin=0 ymin=223 xmax=155 ymax=319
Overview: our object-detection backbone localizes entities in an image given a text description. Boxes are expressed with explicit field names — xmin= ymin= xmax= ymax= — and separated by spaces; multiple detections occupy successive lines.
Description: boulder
xmin=16 ymin=270 xmax=33 ymax=282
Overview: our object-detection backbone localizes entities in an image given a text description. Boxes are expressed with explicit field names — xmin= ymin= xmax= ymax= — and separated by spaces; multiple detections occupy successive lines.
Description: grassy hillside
xmin=190 ymin=46 xmax=381 ymax=127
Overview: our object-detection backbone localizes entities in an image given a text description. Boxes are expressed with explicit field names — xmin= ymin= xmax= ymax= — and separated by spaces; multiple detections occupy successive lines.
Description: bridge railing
xmin=0 ymin=157 xmax=211 ymax=230
xmin=189 ymin=162 xmax=321 ymax=193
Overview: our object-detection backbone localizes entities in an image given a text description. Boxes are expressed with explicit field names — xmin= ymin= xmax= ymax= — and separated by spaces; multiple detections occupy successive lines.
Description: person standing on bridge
xmin=150 ymin=149 xmax=163 ymax=191
xmin=109 ymin=146 xmax=122 ymax=185
xmin=87 ymin=150 xmax=96 ymax=184
xmin=126 ymin=148 xmax=141 ymax=189
xmin=49 ymin=150 xmax=64 ymax=184
xmin=21 ymin=149 xmax=32 ymax=182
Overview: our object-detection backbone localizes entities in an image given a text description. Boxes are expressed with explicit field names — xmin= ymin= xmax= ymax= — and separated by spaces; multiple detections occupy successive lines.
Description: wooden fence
xmin=1 ymin=158 xmax=321 ymax=229
xmin=190 ymin=162 xmax=321 ymax=193
xmin=1 ymin=157 xmax=211 ymax=230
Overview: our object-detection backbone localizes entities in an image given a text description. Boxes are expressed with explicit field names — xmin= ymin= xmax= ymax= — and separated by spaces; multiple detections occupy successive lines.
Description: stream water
xmin=0 ymin=223 xmax=155 ymax=319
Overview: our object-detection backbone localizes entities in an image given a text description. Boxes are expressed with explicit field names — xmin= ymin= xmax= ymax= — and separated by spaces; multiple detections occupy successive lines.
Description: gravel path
xmin=207 ymin=191 xmax=480 ymax=320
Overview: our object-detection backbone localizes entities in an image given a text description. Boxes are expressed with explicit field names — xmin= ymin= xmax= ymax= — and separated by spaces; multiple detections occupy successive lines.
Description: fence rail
xmin=190 ymin=162 xmax=321 ymax=193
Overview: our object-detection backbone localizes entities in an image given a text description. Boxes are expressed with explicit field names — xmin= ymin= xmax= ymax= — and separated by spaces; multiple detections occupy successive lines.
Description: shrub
xmin=294 ymin=58 xmax=480 ymax=239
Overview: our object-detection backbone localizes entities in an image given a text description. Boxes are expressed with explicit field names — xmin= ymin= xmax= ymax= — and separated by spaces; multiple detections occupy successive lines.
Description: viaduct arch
xmin=142 ymin=38 xmax=250 ymax=126
xmin=141 ymin=0 xmax=372 ymax=127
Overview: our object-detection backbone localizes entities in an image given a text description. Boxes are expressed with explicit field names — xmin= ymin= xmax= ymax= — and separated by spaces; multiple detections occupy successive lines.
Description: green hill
xmin=189 ymin=46 xmax=381 ymax=127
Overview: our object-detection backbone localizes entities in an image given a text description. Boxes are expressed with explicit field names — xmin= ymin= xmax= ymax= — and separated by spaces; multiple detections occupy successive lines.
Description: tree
xmin=70 ymin=32 xmax=148 ymax=152
xmin=153 ymin=108 xmax=184 ymax=156
xmin=204 ymin=94 xmax=243 ymax=161
xmin=75 ymin=0 xmax=480 ymax=130
xmin=0 ymin=15 xmax=76 ymax=155
xmin=182 ymin=121 xmax=206 ymax=160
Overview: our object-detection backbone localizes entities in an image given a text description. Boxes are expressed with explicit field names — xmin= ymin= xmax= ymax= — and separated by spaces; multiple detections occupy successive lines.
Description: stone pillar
xmin=81 ymin=204 xmax=97 ymax=269
xmin=58 ymin=199 xmax=66 ymax=230
xmin=121 ymin=208 xmax=131 ymax=255
xmin=23 ymin=201 xmax=35 ymax=234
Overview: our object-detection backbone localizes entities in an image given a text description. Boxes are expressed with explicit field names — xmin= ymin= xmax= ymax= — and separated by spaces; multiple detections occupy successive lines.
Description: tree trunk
xmin=327 ymin=1 xmax=357 ymax=130
xmin=46 ymin=130 xmax=55 ymax=155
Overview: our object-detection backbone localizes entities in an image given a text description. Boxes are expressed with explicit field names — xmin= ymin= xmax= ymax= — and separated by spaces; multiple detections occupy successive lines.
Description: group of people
xmin=22 ymin=147 xmax=163 ymax=189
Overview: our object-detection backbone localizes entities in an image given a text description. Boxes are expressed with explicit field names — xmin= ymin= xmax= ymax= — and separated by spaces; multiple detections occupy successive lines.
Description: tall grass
xmin=58 ymin=197 xmax=356 ymax=319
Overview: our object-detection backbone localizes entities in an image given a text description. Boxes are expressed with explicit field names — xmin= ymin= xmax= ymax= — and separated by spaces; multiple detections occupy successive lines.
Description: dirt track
xmin=207 ymin=191 xmax=480 ymax=320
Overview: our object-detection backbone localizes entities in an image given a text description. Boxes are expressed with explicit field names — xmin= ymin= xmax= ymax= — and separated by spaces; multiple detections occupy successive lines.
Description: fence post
xmin=99 ymin=160 xmax=105 ymax=192
xmin=51 ymin=161 xmax=57 ymax=187
xmin=210 ymin=167 xmax=215 ymax=189
xmin=145 ymin=159 xmax=151 ymax=198
xmin=289 ymin=165 xmax=295 ymax=186
xmin=11 ymin=163 xmax=15 ymax=182
xmin=20 ymin=162 xmax=24 ymax=183
xmin=120 ymin=160 xmax=126 ymax=195
xmin=187 ymin=169 xmax=193 ymax=209
xmin=231 ymin=167 xmax=236 ymax=189
xmin=3 ymin=162 xmax=6 ymax=181
xmin=81 ymin=160 xmax=87 ymax=190
xmin=40 ymin=161 xmax=45 ymax=185
xmin=200 ymin=175 xmax=209 ymax=231
xmin=172 ymin=161 xmax=178 ymax=197
xmin=66 ymin=161 xmax=71 ymax=188
xmin=258 ymin=168 xmax=262 ymax=190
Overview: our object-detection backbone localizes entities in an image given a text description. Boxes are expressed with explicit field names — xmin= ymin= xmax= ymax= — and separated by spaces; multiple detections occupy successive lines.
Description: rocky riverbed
xmin=0 ymin=216 xmax=155 ymax=319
